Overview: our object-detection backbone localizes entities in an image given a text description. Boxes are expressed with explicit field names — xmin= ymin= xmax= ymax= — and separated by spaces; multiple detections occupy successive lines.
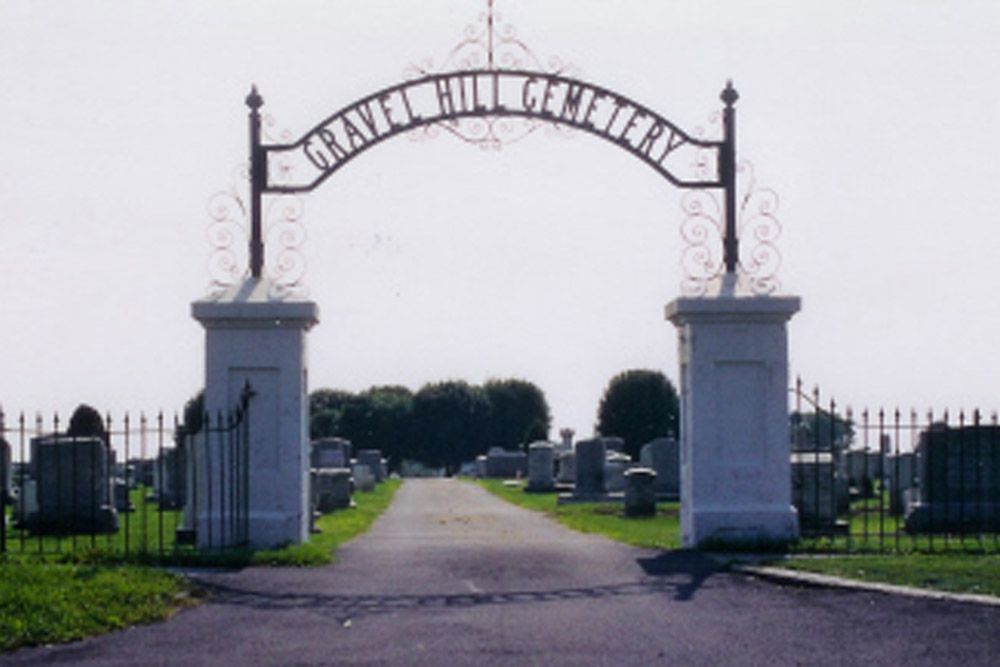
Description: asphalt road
xmin=4 ymin=479 xmax=999 ymax=666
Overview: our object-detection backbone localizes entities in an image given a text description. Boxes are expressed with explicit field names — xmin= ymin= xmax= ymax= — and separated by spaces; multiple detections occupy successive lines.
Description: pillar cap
xmin=192 ymin=278 xmax=319 ymax=328
xmin=665 ymin=293 xmax=800 ymax=325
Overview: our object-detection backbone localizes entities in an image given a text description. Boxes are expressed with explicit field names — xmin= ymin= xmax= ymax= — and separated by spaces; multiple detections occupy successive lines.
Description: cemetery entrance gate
xmin=193 ymin=15 xmax=800 ymax=550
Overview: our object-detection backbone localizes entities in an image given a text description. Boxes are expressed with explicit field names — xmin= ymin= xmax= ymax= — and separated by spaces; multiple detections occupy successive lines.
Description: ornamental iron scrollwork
xmin=206 ymin=162 xmax=307 ymax=298
xmin=207 ymin=165 xmax=249 ymax=295
xmin=736 ymin=160 xmax=782 ymax=295
xmin=404 ymin=0 xmax=579 ymax=151
xmin=679 ymin=159 xmax=781 ymax=296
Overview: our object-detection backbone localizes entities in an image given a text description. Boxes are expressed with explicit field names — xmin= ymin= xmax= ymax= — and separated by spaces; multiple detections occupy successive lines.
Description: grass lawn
xmin=475 ymin=478 xmax=682 ymax=551
xmin=475 ymin=478 xmax=1000 ymax=599
xmin=0 ymin=478 xmax=401 ymax=652
xmin=0 ymin=560 xmax=194 ymax=652
xmin=769 ymin=554 xmax=1000 ymax=598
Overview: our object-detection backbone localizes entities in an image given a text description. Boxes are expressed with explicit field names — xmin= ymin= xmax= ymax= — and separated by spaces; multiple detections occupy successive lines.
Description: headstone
xmin=845 ymin=449 xmax=878 ymax=498
xmin=356 ymin=450 xmax=386 ymax=483
xmin=353 ymin=464 xmax=376 ymax=492
xmin=12 ymin=479 xmax=38 ymax=527
xmin=112 ymin=477 xmax=134 ymax=512
xmin=153 ymin=447 xmax=186 ymax=510
xmin=483 ymin=447 xmax=528 ymax=479
xmin=312 ymin=468 xmax=352 ymax=512
xmin=475 ymin=455 xmax=487 ymax=478
xmin=573 ymin=439 xmax=606 ymax=498
xmin=604 ymin=452 xmax=631 ymax=493
xmin=1 ymin=437 xmax=10 ymax=504
xmin=887 ymin=452 xmax=917 ymax=515
xmin=525 ymin=442 xmax=556 ymax=492
xmin=28 ymin=436 xmax=118 ymax=534
xmin=556 ymin=450 xmax=575 ymax=484
xmin=130 ymin=458 xmax=155 ymax=488
xmin=312 ymin=438 xmax=351 ymax=469
xmin=624 ymin=468 xmax=657 ymax=517
xmin=905 ymin=424 xmax=1000 ymax=532
xmin=790 ymin=451 xmax=847 ymax=533
xmin=640 ymin=437 xmax=679 ymax=500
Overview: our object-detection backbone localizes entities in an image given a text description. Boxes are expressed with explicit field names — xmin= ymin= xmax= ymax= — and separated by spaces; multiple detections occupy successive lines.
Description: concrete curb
xmin=731 ymin=563 xmax=1000 ymax=608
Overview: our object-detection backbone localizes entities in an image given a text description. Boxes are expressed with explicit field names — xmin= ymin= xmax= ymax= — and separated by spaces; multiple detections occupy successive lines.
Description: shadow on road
xmin=192 ymin=554 xmax=722 ymax=625
xmin=635 ymin=550 xmax=724 ymax=601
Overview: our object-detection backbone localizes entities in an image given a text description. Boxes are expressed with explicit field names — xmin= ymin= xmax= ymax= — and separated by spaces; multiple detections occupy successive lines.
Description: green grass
xmin=0 ymin=559 xmax=194 ymax=652
xmin=2 ymin=480 xmax=401 ymax=567
xmin=2 ymin=486 xmax=185 ymax=558
xmin=248 ymin=478 xmax=401 ymax=566
xmin=770 ymin=553 xmax=1000 ymax=598
xmin=476 ymin=479 xmax=1000 ymax=599
xmin=475 ymin=479 xmax=682 ymax=550
xmin=0 ymin=479 xmax=402 ymax=652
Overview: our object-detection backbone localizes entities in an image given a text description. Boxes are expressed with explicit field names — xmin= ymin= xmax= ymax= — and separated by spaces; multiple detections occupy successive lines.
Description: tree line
xmin=310 ymin=379 xmax=551 ymax=475
xmin=309 ymin=369 xmax=682 ymax=474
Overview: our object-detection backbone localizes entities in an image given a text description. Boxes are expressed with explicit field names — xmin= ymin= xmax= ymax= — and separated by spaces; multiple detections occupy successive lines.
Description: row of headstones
xmin=0 ymin=435 xmax=189 ymax=536
xmin=309 ymin=438 xmax=388 ymax=516
xmin=791 ymin=425 xmax=1000 ymax=533
xmin=475 ymin=436 xmax=680 ymax=518
xmin=476 ymin=436 xmax=679 ymax=495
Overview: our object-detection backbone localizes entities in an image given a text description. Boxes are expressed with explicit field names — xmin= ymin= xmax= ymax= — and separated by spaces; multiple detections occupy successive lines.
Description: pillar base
xmin=667 ymin=284 xmax=801 ymax=550
xmin=682 ymin=504 xmax=799 ymax=548
xmin=192 ymin=277 xmax=318 ymax=550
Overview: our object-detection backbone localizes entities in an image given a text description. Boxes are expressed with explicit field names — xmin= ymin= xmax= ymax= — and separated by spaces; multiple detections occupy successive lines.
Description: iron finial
xmin=246 ymin=85 xmax=263 ymax=110
xmin=721 ymin=79 xmax=738 ymax=107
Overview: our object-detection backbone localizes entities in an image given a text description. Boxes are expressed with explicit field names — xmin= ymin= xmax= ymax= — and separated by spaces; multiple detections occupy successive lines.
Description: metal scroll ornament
xmin=206 ymin=166 xmax=307 ymax=298
xmin=680 ymin=160 xmax=782 ymax=296
xmin=404 ymin=0 xmax=578 ymax=150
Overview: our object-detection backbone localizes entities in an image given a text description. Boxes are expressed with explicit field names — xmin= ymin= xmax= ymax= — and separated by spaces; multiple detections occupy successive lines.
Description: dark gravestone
xmin=154 ymin=447 xmax=187 ymax=510
xmin=791 ymin=452 xmax=847 ymax=533
xmin=1 ymin=437 xmax=10 ymax=503
xmin=573 ymin=439 xmax=607 ymax=498
xmin=28 ymin=436 xmax=118 ymax=534
xmin=312 ymin=468 xmax=352 ymax=512
xmin=624 ymin=468 xmax=657 ymax=517
xmin=640 ymin=437 xmax=679 ymax=501
xmin=905 ymin=424 xmax=1000 ymax=533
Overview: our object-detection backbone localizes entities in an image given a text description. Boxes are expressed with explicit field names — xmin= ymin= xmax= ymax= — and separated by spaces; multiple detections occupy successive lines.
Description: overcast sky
xmin=1 ymin=0 xmax=999 ymax=437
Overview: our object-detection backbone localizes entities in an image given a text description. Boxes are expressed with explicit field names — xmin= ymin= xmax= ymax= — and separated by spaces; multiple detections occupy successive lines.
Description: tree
xmin=482 ymin=378 xmax=551 ymax=449
xmin=355 ymin=386 xmax=414 ymax=470
xmin=180 ymin=390 xmax=205 ymax=435
xmin=66 ymin=404 xmax=107 ymax=440
xmin=790 ymin=409 xmax=854 ymax=452
xmin=595 ymin=369 xmax=679 ymax=459
xmin=309 ymin=388 xmax=357 ymax=440
xmin=412 ymin=381 xmax=490 ymax=474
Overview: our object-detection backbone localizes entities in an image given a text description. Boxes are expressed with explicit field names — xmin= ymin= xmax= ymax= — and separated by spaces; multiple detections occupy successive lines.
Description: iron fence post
xmin=247 ymin=86 xmax=265 ymax=279
xmin=721 ymin=80 xmax=739 ymax=275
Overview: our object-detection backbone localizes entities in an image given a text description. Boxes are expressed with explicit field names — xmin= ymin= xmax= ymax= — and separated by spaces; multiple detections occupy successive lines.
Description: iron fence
xmin=791 ymin=379 xmax=1000 ymax=554
xmin=0 ymin=403 xmax=250 ymax=558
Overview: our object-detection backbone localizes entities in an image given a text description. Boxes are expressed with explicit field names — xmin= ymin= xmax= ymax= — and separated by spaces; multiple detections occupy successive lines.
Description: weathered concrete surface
xmin=3 ymin=479 xmax=998 ymax=666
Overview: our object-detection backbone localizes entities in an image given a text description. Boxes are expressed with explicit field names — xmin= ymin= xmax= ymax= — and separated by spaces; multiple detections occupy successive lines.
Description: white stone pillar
xmin=192 ymin=278 xmax=318 ymax=549
xmin=666 ymin=283 xmax=800 ymax=548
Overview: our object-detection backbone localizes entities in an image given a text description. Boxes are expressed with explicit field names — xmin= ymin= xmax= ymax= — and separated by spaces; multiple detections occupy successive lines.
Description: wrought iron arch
xmin=244 ymin=73 xmax=740 ymax=284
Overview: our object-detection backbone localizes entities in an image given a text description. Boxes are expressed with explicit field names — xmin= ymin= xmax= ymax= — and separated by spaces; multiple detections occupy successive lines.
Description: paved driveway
xmin=3 ymin=479 xmax=998 ymax=666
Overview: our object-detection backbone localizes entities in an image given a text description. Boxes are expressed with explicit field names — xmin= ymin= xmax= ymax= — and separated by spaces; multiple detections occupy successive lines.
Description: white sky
xmin=1 ymin=0 xmax=999 ymax=434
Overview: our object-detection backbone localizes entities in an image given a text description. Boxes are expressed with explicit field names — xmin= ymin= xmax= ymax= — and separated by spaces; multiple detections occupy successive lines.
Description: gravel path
xmin=3 ymin=479 xmax=998 ymax=666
